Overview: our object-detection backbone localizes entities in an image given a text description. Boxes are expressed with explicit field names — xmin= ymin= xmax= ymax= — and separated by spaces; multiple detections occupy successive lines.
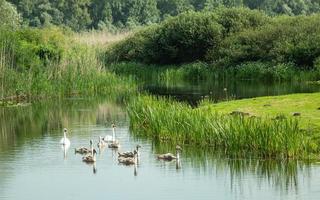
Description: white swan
xmin=97 ymin=136 xmax=106 ymax=148
xmin=103 ymin=123 xmax=118 ymax=143
xmin=60 ymin=128 xmax=70 ymax=146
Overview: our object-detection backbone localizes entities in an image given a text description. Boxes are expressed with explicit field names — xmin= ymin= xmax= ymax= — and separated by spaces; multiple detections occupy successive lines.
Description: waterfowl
xmin=82 ymin=149 xmax=97 ymax=163
xmin=108 ymin=141 xmax=120 ymax=149
xmin=157 ymin=145 xmax=182 ymax=161
xmin=97 ymin=136 xmax=106 ymax=148
xmin=108 ymin=124 xmax=120 ymax=148
xmin=103 ymin=123 xmax=118 ymax=143
xmin=118 ymin=145 xmax=141 ymax=158
xmin=118 ymin=150 xmax=138 ymax=165
xmin=75 ymin=140 xmax=93 ymax=154
xmin=60 ymin=128 xmax=70 ymax=146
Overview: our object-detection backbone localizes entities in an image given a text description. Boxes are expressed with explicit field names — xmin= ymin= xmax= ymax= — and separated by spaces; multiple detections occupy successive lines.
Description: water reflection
xmin=61 ymin=144 xmax=70 ymax=160
xmin=143 ymin=78 xmax=320 ymax=105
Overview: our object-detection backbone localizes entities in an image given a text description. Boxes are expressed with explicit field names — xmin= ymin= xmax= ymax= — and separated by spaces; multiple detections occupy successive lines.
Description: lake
xmin=1 ymin=97 xmax=320 ymax=200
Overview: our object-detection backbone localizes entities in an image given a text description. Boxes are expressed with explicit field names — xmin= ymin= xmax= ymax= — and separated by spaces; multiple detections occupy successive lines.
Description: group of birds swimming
xmin=59 ymin=123 xmax=182 ymax=167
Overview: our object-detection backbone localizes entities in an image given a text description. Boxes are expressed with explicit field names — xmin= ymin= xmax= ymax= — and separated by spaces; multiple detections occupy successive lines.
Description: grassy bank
xmin=128 ymin=94 xmax=320 ymax=159
xmin=202 ymin=93 xmax=320 ymax=129
xmin=0 ymin=27 xmax=137 ymax=104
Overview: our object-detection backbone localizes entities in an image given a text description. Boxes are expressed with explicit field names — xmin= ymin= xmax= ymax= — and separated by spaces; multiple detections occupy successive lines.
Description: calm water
xmin=1 ymin=98 xmax=320 ymax=200
xmin=143 ymin=78 xmax=320 ymax=105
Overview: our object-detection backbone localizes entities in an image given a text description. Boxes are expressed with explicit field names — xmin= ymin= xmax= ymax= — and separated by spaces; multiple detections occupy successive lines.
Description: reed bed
xmin=127 ymin=96 xmax=317 ymax=159
xmin=0 ymin=35 xmax=136 ymax=103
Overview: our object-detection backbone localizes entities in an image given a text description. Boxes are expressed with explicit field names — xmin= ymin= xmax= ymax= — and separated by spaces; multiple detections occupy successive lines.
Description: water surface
xmin=142 ymin=78 xmax=320 ymax=105
xmin=1 ymin=99 xmax=320 ymax=200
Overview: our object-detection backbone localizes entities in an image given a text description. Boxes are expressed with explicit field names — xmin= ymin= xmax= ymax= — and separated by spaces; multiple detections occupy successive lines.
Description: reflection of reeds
xmin=150 ymin=142 xmax=310 ymax=192
xmin=0 ymin=98 xmax=127 ymax=152
xmin=128 ymin=96 xmax=316 ymax=159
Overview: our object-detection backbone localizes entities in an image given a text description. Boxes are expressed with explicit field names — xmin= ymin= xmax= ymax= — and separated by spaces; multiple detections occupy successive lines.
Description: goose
xmin=118 ymin=150 xmax=138 ymax=165
xmin=60 ymin=128 xmax=70 ymax=146
xmin=118 ymin=145 xmax=141 ymax=158
xmin=157 ymin=145 xmax=182 ymax=161
xmin=97 ymin=136 xmax=106 ymax=148
xmin=75 ymin=140 xmax=93 ymax=154
xmin=103 ymin=123 xmax=118 ymax=143
xmin=82 ymin=149 xmax=97 ymax=163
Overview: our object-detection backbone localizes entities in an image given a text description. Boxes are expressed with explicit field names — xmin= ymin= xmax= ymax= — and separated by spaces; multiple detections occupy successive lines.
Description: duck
xmin=97 ymin=136 xmax=106 ymax=148
xmin=157 ymin=145 xmax=182 ymax=161
xmin=103 ymin=123 xmax=118 ymax=143
xmin=118 ymin=150 xmax=138 ymax=165
xmin=60 ymin=128 xmax=70 ymax=146
xmin=118 ymin=145 xmax=141 ymax=158
xmin=82 ymin=149 xmax=97 ymax=163
xmin=75 ymin=140 xmax=93 ymax=154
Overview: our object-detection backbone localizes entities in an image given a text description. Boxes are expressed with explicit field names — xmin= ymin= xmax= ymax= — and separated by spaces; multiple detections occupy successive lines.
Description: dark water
xmin=1 ymin=99 xmax=320 ymax=200
xmin=142 ymin=78 xmax=320 ymax=105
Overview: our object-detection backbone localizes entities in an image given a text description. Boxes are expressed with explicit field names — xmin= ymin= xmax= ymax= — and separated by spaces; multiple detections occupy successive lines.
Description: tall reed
xmin=127 ymin=96 xmax=317 ymax=159
xmin=0 ymin=30 xmax=137 ymax=103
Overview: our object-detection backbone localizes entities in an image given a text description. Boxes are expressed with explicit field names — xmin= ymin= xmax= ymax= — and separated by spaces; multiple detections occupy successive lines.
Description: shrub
xmin=105 ymin=7 xmax=269 ymax=64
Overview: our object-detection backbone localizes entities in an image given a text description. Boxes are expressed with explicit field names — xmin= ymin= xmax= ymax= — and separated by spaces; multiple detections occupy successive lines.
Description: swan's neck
xmin=112 ymin=127 xmax=116 ymax=141
xmin=64 ymin=132 xmax=67 ymax=139
xmin=176 ymin=151 xmax=180 ymax=160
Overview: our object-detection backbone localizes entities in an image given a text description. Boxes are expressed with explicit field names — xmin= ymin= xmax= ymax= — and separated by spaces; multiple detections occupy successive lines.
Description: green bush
xmin=216 ymin=15 xmax=320 ymax=69
xmin=105 ymin=7 xmax=269 ymax=64
xmin=0 ymin=27 xmax=65 ymax=71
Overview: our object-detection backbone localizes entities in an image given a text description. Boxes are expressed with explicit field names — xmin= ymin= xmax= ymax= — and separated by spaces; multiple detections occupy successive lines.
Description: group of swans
xmin=60 ymin=124 xmax=182 ymax=167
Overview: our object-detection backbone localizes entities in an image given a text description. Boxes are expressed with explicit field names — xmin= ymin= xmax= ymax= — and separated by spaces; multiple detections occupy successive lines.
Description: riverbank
xmin=202 ymin=92 xmax=320 ymax=129
xmin=128 ymin=93 xmax=320 ymax=159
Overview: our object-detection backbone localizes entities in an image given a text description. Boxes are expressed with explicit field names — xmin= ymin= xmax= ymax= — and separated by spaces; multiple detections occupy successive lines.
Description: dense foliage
xmin=105 ymin=8 xmax=320 ymax=70
xmin=0 ymin=27 xmax=136 ymax=101
xmin=5 ymin=0 xmax=320 ymax=31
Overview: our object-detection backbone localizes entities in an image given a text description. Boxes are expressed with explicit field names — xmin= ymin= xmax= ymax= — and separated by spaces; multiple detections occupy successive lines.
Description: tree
xmin=0 ymin=0 xmax=21 ymax=29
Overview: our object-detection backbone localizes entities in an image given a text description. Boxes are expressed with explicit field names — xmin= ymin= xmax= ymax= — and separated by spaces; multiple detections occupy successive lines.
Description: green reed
xmin=0 ymin=38 xmax=137 ymax=103
xmin=127 ymin=95 xmax=317 ymax=159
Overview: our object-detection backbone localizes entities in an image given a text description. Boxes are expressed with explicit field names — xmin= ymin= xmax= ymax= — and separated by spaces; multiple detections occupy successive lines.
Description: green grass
xmin=203 ymin=93 xmax=320 ymax=129
xmin=127 ymin=95 xmax=319 ymax=159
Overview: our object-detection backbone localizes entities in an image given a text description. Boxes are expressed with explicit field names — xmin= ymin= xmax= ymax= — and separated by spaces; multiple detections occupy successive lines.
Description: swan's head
xmin=136 ymin=145 xmax=141 ymax=150
xmin=63 ymin=128 xmax=67 ymax=133
xmin=176 ymin=145 xmax=182 ymax=152
xmin=93 ymin=149 xmax=97 ymax=155
xmin=112 ymin=123 xmax=116 ymax=128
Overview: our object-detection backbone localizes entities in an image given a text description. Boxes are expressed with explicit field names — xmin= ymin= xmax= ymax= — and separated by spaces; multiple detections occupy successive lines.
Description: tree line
xmin=3 ymin=0 xmax=320 ymax=31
